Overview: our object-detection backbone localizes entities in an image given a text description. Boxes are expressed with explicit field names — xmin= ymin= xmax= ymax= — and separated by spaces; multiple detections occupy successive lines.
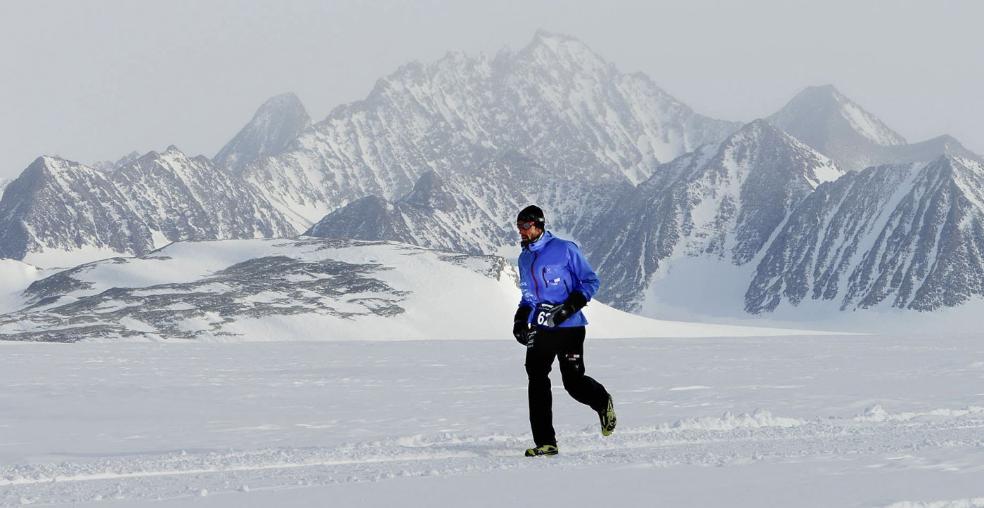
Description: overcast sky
xmin=1 ymin=0 xmax=982 ymax=180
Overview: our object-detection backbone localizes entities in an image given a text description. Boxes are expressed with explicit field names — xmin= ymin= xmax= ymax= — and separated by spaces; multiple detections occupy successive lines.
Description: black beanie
xmin=517 ymin=205 xmax=545 ymax=228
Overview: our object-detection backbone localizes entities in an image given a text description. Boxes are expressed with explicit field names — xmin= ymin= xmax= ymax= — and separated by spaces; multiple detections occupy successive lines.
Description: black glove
xmin=535 ymin=291 xmax=588 ymax=328
xmin=513 ymin=306 xmax=535 ymax=346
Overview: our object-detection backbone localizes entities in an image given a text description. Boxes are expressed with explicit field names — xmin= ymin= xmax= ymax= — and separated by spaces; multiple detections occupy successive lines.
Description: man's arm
xmin=516 ymin=253 xmax=537 ymax=309
xmin=567 ymin=242 xmax=600 ymax=302
xmin=513 ymin=253 xmax=536 ymax=344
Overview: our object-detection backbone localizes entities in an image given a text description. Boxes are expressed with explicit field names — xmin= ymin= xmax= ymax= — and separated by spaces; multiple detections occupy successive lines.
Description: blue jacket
xmin=517 ymin=231 xmax=600 ymax=328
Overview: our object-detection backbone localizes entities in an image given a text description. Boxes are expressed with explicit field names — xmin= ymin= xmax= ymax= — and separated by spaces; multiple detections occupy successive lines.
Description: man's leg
xmin=525 ymin=330 xmax=557 ymax=446
xmin=557 ymin=327 xmax=610 ymax=412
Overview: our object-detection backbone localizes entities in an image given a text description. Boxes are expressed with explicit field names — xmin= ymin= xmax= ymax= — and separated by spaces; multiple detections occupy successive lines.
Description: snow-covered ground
xmin=0 ymin=259 xmax=43 ymax=314
xmin=2 ymin=333 xmax=983 ymax=507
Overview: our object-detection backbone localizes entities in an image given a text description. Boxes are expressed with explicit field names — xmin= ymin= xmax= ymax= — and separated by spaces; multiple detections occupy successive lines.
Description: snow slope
xmin=0 ymin=258 xmax=42 ymax=313
xmin=0 ymin=238 xmax=821 ymax=342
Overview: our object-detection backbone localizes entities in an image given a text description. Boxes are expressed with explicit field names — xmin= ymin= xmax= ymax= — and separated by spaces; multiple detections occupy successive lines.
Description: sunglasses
xmin=517 ymin=221 xmax=536 ymax=231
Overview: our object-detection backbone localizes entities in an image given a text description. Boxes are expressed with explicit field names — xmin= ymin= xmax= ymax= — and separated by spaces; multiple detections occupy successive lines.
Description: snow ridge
xmin=0 ymin=151 xmax=296 ymax=265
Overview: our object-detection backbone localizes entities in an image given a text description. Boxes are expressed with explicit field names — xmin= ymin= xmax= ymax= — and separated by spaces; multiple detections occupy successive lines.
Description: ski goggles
xmin=517 ymin=221 xmax=536 ymax=231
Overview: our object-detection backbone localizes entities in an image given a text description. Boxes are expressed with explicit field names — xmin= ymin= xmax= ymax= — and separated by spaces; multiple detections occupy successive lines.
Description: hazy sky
xmin=1 ymin=0 xmax=982 ymax=180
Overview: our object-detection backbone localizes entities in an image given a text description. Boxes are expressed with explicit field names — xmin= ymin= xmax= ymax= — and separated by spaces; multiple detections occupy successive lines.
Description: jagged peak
xmin=91 ymin=151 xmax=142 ymax=172
xmin=721 ymin=119 xmax=787 ymax=147
xmin=132 ymin=146 xmax=186 ymax=164
xmin=259 ymin=91 xmax=305 ymax=110
xmin=136 ymin=150 xmax=160 ymax=162
xmin=779 ymin=85 xmax=859 ymax=113
xmin=119 ymin=147 xmax=200 ymax=175
xmin=772 ymin=84 xmax=906 ymax=147
xmin=243 ymin=92 xmax=310 ymax=130
xmin=524 ymin=29 xmax=597 ymax=54
xmin=3 ymin=156 xmax=101 ymax=191
xmin=927 ymin=134 xmax=971 ymax=155
xmin=909 ymin=134 xmax=973 ymax=157
xmin=510 ymin=29 xmax=610 ymax=73
xmin=215 ymin=92 xmax=312 ymax=171
xmin=720 ymin=119 xmax=804 ymax=159
xmin=793 ymin=84 xmax=842 ymax=100
xmin=36 ymin=154 xmax=68 ymax=166
xmin=367 ymin=52 xmax=489 ymax=99
xmin=716 ymin=119 xmax=842 ymax=186
xmin=117 ymin=151 xmax=141 ymax=165
xmin=248 ymin=92 xmax=310 ymax=128
xmin=30 ymin=155 xmax=84 ymax=175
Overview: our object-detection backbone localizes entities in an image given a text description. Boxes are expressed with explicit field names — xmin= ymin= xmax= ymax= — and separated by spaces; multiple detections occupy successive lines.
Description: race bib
xmin=534 ymin=303 xmax=558 ymax=327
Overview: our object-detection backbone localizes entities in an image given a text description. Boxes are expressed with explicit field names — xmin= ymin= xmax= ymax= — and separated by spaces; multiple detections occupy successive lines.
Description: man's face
xmin=517 ymin=221 xmax=542 ymax=242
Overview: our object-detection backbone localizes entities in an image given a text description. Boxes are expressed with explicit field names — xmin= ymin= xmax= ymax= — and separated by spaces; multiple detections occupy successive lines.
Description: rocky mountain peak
xmin=91 ymin=151 xmax=141 ymax=172
xmin=27 ymin=156 xmax=88 ymax=180
xmin=931 ymin=135 xmax=972 ymax=155
xmin=768 ymin=85 xmax=907 ymax=171
xmin=775 ymin=84 xmax=906 ymax=144
xmin=510 ymin=29 xmax=611 ymax=76
xmin=716 ymin=119 xmax=841 ymax=185
xmin=214 ymin=92 xmax=311 ymax=172
xmin=720 ymin=118 xmax=773 ymax=146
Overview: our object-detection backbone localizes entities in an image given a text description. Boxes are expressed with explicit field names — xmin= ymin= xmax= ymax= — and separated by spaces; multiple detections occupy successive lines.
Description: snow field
xmin=2 ymin=333 xmax=983 ymax=506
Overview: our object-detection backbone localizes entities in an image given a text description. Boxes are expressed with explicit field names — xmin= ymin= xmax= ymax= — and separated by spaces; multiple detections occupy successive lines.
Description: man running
xmin=512 ymin=204 xmax=616 ymax=457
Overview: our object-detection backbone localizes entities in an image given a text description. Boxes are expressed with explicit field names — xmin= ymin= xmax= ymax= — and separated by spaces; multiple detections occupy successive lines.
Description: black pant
xmin=525 ymin=326 xmax=610 ymax=447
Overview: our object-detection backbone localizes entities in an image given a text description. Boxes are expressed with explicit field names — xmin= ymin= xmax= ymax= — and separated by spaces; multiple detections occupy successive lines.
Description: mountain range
xmin=768 ymin=84 xmax=976 ymax=172
xmin=0 ymin=30 xmax=980 ymax=322
xmin=747 ymin=155 xmax=984 ymax=313
xmin=0 ymin=149 xmax=295 ymax=265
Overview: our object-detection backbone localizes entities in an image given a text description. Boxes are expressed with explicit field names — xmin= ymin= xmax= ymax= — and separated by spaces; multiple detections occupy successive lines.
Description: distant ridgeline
xmin=0 ymin=30 xmax=980 ymax=316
